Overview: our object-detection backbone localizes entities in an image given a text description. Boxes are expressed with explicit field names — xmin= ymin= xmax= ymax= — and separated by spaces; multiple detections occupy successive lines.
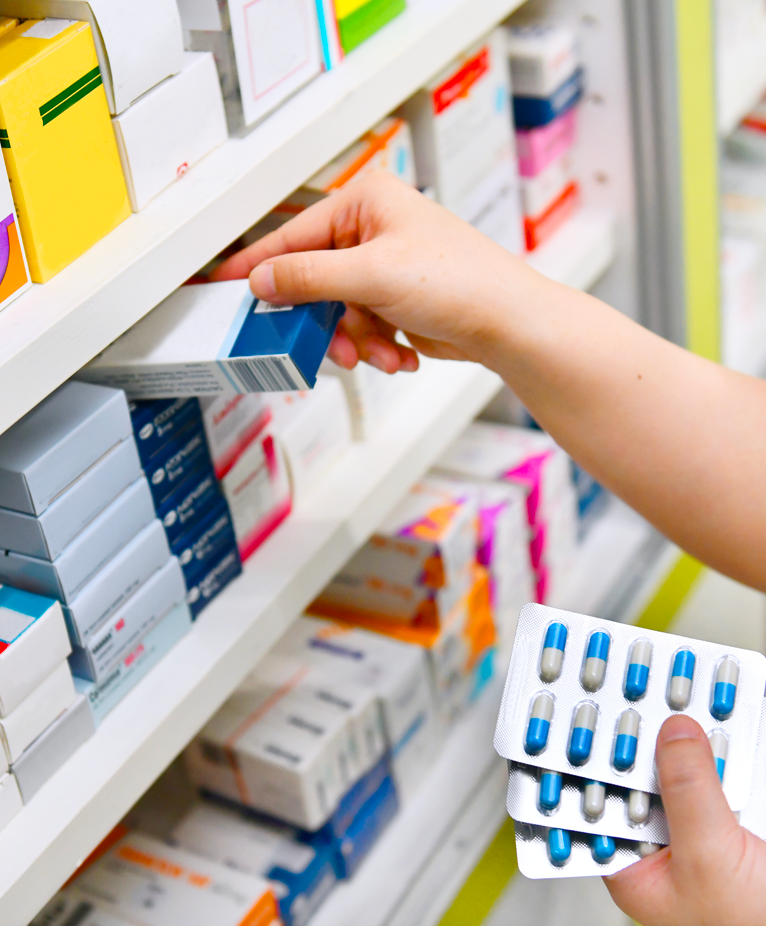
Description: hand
xmin=605 ymin=714 xmax=766 ymax=926
xmin=211 ymin=171 xmax=545 ymax=374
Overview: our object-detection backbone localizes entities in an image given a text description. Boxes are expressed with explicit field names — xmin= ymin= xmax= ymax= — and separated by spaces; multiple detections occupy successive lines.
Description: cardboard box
xmin=0 ymin=19 xmax=130 ymax=281
xmin=80 ymin=280 xmax=346 ymax=396
xmin=319 ymin=357 xmax=413 ymax=441
xmin=144 ymin=419 xmax=213 ymax=509
xmin=171 ymin=800 xmax=338 ymax=926
xmin=31 ymin=894 xmax=136 ymax=926
xmin=69 ymin=556 xmax=185 ymax=683
xmin=520 ymin=154 xmax=572 ymax=218
xmin=184 ymin=543 xmax=242 ymax=618
xmin=335 ymin=0 xmax=405 ymax=53
xmin=0 ymin=45 xmax=29 ymax=313
xmin=199 ymin=392 xmax=269 ymax=477
xmin=505 ymin=23 xmax=579 ymax=98
xmin=63 ymin=519 xmax=170 ymax=647
xmin=130 ymin=397 xmax=202 ymax=466
xmin=11 ymin=693 xmax=94 ymax=801
xmin=113 ymin=52 xmax=226 ymax=211
xmin=0 ymin=381 xmax=132 ymax=516
xmin=179 ymin=0 xmax=322 ymax=136
xmin=172 ymin=500 xmax=236 ymax=587
xmin=0 ymin=772 xmax=21 ymax=833
xmin=70 ymin=832 xmax=279 ymax=926
xmin=512 ymin=67 xmax=583 ymax=129
xmin=75 ymin=601 xmax=192 ymax=725
xmin=0 ymin=437 xmax=141 ymax=560
xmin=524 ymin=179 xmax=579 ymax=250
xmin=516 ymin=106 xmax=577 ymax=177
xmin=155 ymin=464 xmax=223 ymax=544
xmin=0 ymin=585 xmax=71 ymax=717
xmin=0 ymin=477 xmax=156 ymax=602
xmin=263 ymin=376 xmax=352 ymax=501
xmin=0 ymin=658 xmax=74 ymax=762
xmin=0 ymin=0 xmax=184 ymax=114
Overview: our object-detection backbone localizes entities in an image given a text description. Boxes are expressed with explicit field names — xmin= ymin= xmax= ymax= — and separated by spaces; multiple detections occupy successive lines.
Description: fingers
xmin=656 ymin=715 xmax=740 ymax=860
xmin=602 ymin=849 xmax=672 ymax=926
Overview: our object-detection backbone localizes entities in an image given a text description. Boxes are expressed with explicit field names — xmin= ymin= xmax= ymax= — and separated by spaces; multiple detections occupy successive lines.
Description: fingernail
xmin=659 ymin=715 xmax=702 ymax=744
xmin=368 ymin=355 xmax=390 ymax=373
xmin=250 ymin=263 xmax=276 ymax=300
xmin=401 ymin=354 xmax=419 ymax=372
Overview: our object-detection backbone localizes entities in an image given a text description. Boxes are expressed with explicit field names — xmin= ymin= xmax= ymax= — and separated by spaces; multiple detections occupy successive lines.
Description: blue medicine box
xmin=145 ymin=419 xmax=213 ymax=509
xmin=155 ymin=463 xmax=223 ymax=544
xmin=171 ymin=499 xmax=236 ymax=587
xmin=185 ymin=543 xmax=242 ymax=618
xmin=130 ymin=397 xmax=202 ymax=465
xmin=513 ymin=67 xmax=583 ymax=128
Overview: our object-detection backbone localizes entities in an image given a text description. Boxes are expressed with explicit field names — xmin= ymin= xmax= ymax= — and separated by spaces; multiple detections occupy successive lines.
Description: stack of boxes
xmin=505 ymin=23 xmax=583 ymax=250
xmin=129 ymin=397 xmax=242 ymax=616
xmin=0 ymin=381 xmax=192 ymax=729
xmin=330 ymin=0 xmax=405 ymax=54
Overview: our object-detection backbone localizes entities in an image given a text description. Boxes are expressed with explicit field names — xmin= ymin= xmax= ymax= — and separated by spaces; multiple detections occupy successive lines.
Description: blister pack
xmin=495 ymin=603 xmax=766 ymax=809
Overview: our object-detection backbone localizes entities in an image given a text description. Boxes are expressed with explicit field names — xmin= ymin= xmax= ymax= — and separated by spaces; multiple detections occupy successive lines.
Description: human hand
xmin=605 ymin=714 xmax=766 ymax=926
xmin=212 ymin=171 xmax=546 ymax=374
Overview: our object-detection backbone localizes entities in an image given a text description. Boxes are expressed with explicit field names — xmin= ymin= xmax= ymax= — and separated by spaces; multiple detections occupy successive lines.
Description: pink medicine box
xmin=516 ymin=107 xmax=577 ymax=178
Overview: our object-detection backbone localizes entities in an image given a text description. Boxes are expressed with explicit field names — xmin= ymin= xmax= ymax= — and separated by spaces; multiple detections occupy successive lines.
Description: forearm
xmin=482 ymin=263 xmax=766 ymax=590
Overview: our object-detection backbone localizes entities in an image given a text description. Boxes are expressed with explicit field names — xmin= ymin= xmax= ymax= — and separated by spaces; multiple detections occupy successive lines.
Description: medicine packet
xmin=495 ymin=603 xmax=766 ymax=809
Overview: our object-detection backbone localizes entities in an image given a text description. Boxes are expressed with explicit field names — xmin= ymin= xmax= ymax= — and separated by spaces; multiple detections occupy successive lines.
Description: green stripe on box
xmin=41 ymin=74 xmax=103 ymax=125
xmin=40 ymin=65 xmax=100 ymax=116
xmin=0 ymin=139 xmax=9 ymax=149
xmin=337 ymin=0 xmax=405 ymax=53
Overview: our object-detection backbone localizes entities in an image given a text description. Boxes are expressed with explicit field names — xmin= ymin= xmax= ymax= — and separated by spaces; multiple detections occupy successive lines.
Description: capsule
xmin=582 ymin=780 xmax=606 ymax=819
xmin=568 ymin=702 xmax=598 ymax=765
xmin=547 ymin=828 xmax=571 ymax=867
xmin=709 ymin=729 xmax=728 ymax=782
xmin=591 ymin=834 xmax=616 ymax=864
xmin=628 ymin=790 xmax=650 ymax=825
xmin=525 ymin=692 xmax=555 ymax=755
xmin=582 ymin=631 xmax=610 ymax=691
xmin=624 ymin=639 xmax=653 ymax=700
xmin=638 ymin=842 xmax=661 ymax=857
xmin=711 ymin=657 xmax=739 ymax=720
xmin=613 ymin=709 xmax=640 ymax=771
xmin=538 ymin=770 xmax=563 ymax=811
xmin=540 ymin=622 xmax=568 ymax=682
xmin=667 ymin=649 xmax=695 ymax=710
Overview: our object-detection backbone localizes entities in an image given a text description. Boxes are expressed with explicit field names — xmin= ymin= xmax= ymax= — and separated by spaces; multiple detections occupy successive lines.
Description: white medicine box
xmin=112 ymin=52 xmax=227 ymax=212
xmin=0 ymin=0 xmax=184 ymax=114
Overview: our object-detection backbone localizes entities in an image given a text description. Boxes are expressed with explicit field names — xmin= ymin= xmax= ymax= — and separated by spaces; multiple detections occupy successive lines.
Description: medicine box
xmin=144 ymin=420 xmax=212 ymax=509
xmin=505 ymin=24 xmax=579 ymax=99
xmin=0 ymin=585 xmax=71 ymax=717
xmin=31 ymin=893 xmax=136 ymax=926
xmin=512 ymin=67 xmax=584 ymax=129
xmin=0 ymin=772 xmax=20 ymax=834
xmin=0 ymin=0 xmax=184 ymax=115
xmin=0 ymin=85 xmax=29 ymax=312
xmin=521 ymin=156 xmax=573 ymax=218
xmin=11 ymin=693 xmax=94 ymax=801
xmin=0 ymin=659 xmax=74 ymax=763
xmin=69 ymin=832 xmax=279 ymax=926
xmin=75 ymin=601 xmax=192 ymax=726
xmin=199 ymin=393 xmax=269 ymax=479
xmin=63 ymin=519 xmax=170 ymax=647
xmin=0 ymin=437 xmax=141 ymax=560
xmin=80 ymin=280 xmax=346 ymax=396
xmin=69 ymin=556 xmax=185 ymax=683
xmin=172 ymin=501 xmax=236 ymax=587
xmin=184 ymin=544 xmax=242 ymax=618
xmin=155 ymin=465 xmax=223 ymax=544
xmin=113 ymin=52 xmax=226 ymax=212
xmin=516 ymin=107 xmax=577 ymax=177
xmin=130 ymin=397 xmax=202 ymax=466
xmin=0 ymin=19 xmax=130 ymax=282
xmin=524 ymin=180 xmax=579 ymax=251
xmin=179 ymin=0 xmax=323 ymax=136
xmin=0 ymin=477 xmax=156 ymax=602
xmin=0 ymin=382 xmax=132 ymax=516
xmin=334 ymin=0 xmax=405 ymax=54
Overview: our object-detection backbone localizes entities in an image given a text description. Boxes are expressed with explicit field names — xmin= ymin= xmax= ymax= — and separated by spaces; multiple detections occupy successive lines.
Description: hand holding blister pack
xmin=495 ymin=604 xmax=766 ymax=809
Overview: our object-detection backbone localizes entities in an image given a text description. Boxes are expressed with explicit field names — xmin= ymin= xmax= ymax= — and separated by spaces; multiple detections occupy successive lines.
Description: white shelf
xmin=0 ymin=0 xmax=527 ymax=439
xmin=718 ymin=32 xmax=766 ymax=135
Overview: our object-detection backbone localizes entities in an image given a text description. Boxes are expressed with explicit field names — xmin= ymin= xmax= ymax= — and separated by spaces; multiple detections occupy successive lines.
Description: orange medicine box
xmin=0 ymin=18 xmax=129 ymax=282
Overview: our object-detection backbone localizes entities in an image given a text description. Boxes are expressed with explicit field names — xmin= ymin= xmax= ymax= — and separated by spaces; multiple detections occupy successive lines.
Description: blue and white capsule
xmin=525 ymin=692 xmax=555 ymax=755
xmin=628 ymin=790 xmax=650 ymax=825
xmin=624 ymin=639 xmax=653 ymax=701
xmin=709 ymin=729 xmax=729 ymax=782
xmin=582 ymin=780 xmax=606 ymax=819
xmin=711 ymin=656 xmax=739 ymax=720
xmin=547 ymin=828 xmax=571 ymax=867
xmin=538 ymin=770 xmax=563 ymax=811
xmin=613 ymin=709 xmax=640 ymax=771
xmin=568 ymin=701 xmax=598 ymax=765
xmin=668 ymin=649 xmax=696 ymax=710
xmin=591 ymin=834 xmax=616 ymax=864
xmin=540 ymin=622 xmax=568 ymax=681
xmin=582 ymin=631 xmax=610 ymax=691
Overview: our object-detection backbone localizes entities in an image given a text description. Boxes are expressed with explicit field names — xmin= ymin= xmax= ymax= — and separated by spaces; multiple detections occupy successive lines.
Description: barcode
xmin=62 ymin=902 xmax=94 ymax=926
xmin=227 ymin=357 xmax=302 ymax=392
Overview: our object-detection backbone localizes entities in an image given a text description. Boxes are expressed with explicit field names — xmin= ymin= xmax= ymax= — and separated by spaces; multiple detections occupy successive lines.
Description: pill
xmin=591 ymin=834 xmax=616 ymax=864
xmin=540 ymin=622 xmax=568 ymax=681
xmin=709 ymin=729 xmax=728 ymax=782
xmin=547 ymin=828 xmax=571 ymax=866
xmin=538 ymin=770 xmax=563 ymax=811
xmin=568 ymin=702 xmax=598 ymax=765
xmin=667 ymin=649 xmax=695 ymax=710
xmin=711 ymin=657 xmax=739 ymax=720
xmin=628 ymin=790 xmax=650 ymax=825
xmin=582 ymin=780 xmax=606 ymax=819
xmin=582 ymin=631 xmax=610 ymax=691
xmin=638 ymin=842 xmax=661 ymax=857
xmin=525 ymin=692 xmax=555 ymax=755
xmin=613 ymin=709 xmax=640 ymax=771
xmin=624 ymin=639 xmax=653 ymax=700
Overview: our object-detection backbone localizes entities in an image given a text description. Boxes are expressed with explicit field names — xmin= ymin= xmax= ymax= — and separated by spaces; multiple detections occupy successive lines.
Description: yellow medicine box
xmin=0 ymin=18 xmax=130 ymax=282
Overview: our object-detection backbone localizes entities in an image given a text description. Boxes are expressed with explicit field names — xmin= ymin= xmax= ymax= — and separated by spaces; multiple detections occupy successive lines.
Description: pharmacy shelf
xmin=0 ymin=0 xmax=529 ymax=439
xmin=718 ymin=36 xmax=766 ymax=135
xmin=310 ymin=499 xmax=662 ymax=926
xmin=526 ymin=208 xmax=615 ymax=292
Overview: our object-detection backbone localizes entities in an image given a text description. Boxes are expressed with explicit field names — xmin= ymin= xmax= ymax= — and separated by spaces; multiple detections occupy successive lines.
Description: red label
xmin=0 ymin=642 xmax=8 ymax=654
xmin=115 ymin=619 xmax=125 ymax=632
xmin=432 ymin=47 xmax=490 ymax=115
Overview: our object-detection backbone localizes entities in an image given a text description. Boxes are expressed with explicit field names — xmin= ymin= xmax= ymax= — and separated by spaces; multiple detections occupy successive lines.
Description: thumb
xmin=656 ymin=714 xmax=740 ymax=862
